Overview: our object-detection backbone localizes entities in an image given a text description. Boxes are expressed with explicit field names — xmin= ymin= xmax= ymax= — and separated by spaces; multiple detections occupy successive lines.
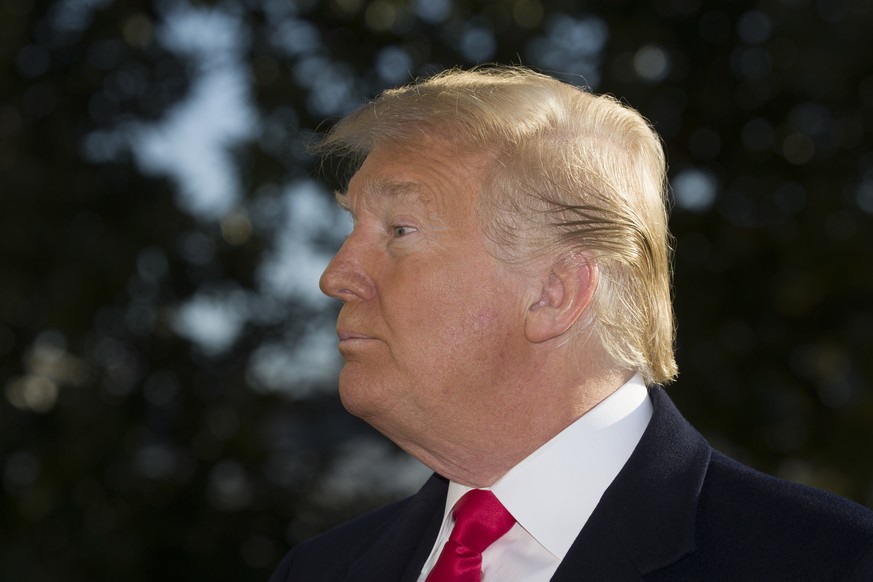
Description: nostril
xmin=319 ymin=259 xmax=368 ymax=302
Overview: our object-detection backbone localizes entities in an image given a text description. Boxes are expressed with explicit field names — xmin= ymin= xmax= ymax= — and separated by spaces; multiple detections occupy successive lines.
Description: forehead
xmin=340 ymin=141 xmax=488 ymax=213
xmin=359 ymin=178 xmax=432 ymax=206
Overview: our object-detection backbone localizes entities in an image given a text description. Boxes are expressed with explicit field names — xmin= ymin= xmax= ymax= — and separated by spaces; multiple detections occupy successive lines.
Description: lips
xmin=336 ymin=321 xmax=375 ymax=339
xmin=338 ymin=331 xmax=374 ymax=341
xmin=336 ymin=329 xmax=378 ymax=358
xmin=336 ymin=326 xmax=379 ymax=348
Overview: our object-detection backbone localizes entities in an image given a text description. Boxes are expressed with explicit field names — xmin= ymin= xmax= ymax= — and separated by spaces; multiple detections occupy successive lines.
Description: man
xmin=270 ymin=66 xmax=873 ymax=581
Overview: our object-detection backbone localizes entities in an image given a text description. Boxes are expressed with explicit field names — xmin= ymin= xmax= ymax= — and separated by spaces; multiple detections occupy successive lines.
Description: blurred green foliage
xmin=2 ymin=0 xmax=872 ymax=580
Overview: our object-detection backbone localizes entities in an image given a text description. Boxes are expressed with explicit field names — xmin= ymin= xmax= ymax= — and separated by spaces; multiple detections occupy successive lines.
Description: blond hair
xmin=319 ymin=66 xmax=677 ymax=385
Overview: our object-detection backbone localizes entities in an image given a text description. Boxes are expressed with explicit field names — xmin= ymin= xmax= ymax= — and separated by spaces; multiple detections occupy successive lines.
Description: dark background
xmin=2 ymin=0 xmax=872 ymax=580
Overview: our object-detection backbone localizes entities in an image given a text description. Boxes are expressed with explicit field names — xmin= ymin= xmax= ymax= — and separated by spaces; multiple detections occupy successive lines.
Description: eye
xmin=391 ymin=225 xmax=417 ymax=238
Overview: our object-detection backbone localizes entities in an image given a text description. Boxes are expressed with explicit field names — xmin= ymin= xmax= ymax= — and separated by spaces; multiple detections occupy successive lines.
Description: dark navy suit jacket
xmin=269 ymin=388 xmax=873 ymax=581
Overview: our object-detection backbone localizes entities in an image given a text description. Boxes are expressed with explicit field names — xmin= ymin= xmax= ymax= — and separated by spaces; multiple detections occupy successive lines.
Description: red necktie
xmin=425 ymin=489 xmax=516 ymax=582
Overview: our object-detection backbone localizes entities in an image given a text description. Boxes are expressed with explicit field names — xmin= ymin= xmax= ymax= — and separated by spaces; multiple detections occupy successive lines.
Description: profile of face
xmin=319 ymin=140 xmax=537 ymax=461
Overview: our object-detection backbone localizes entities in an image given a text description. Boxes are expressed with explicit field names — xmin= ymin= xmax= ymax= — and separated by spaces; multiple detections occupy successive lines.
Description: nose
xmin=319 ymin=232 xmax=376 ymax=303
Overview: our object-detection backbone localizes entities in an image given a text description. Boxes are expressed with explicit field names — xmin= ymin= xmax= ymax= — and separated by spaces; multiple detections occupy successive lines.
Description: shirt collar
xmin=443 ymin=374 xmax=652 ymax=560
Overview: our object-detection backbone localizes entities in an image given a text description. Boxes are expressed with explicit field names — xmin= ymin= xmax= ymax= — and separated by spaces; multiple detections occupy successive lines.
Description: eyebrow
xmin=335 ymin=179 xmax=432 ymax=212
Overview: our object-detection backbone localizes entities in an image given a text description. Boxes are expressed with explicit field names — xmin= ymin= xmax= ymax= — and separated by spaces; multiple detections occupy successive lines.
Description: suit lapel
xmin=345 ymin=474 xmax=448 ymax=582
xmin=551 ymin=513 xmax=645 ymax=581
xmin=552 ymin=387 xmax=711 ymax=581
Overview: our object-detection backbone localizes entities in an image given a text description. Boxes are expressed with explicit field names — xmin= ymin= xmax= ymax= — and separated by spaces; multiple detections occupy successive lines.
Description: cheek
xmin=386 ymin=254 xmax=521 ymax=364
xmin=422 ymin=300 xmax=514 ymax=369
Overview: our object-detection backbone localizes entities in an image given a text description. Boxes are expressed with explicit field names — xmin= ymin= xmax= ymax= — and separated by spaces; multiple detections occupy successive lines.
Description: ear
xmin=525 ymin=254 xmax=598 ymax=343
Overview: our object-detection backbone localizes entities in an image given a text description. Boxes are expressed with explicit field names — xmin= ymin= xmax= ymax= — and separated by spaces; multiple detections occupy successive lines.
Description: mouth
xmin=336 ymin=330 xmax=379 ymax=355
xmin=337 ymin=330 xmax=374 ymax=342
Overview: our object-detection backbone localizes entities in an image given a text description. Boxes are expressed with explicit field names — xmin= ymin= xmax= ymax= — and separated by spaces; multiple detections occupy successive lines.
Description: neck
xmin=397 ymin=366 xmax=635 ymax=487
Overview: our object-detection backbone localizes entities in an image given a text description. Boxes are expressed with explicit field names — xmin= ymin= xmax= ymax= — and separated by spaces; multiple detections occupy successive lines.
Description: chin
xmin=338 ymin=388 xmax=369 ymax=419
xmin=338 ymin=371 xmax=415 ymax=444
xmin=338 ymin=371 xmax=386 ymax=420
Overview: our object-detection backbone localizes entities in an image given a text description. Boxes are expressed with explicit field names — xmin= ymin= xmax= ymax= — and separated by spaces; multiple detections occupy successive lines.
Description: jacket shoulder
xmin=269 ymin=473 xmax=449 ymax=582
xmin=685 ymin=450 xmax=873 ymax=580
xmin=706 ymin=450 xmax=873 ymax=533
xmin=269 ymin=496 xmax=414 ymax=581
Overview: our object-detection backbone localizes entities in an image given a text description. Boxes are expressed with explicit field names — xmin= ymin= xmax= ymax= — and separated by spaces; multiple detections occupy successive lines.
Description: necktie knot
xmin=426 ymin=489 xmax=515 ymax=581
xmin=450 ymin=489 xmax=516 ymax=552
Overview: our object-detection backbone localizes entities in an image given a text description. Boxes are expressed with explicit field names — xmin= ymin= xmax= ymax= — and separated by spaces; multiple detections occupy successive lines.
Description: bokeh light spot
xmin=731 ymin=46 xmax=772 ymax=79
xmin=330 ymin=0 xmax=363 ymax=18
xmin=365 ymin=0 xmax=395 ymax=32
xmin=672 ymin=167 xmax=718 ymax=212
xmin=122 ymin=13 xmax=153 ymax=48
xmin=220 ymin=209 xmax=253 ymax=246
xmin=413 ymin=0 xmax=451 ymax=23
xmin=208 ymin=460 xmax=253 ymax=511
xmin=375 ymin=45 xmax=413 ymax=83
xmin=5 ymin=375 xmax=58 ymax=413
xmin=782 ymin=132 xmax=815 ymax=165
xmin=16 ymin=45 xmax=50 ymax=78
xmin=513 ymin=0 xmax=544 ymax=29
xmin=460 ymin=23 xmax=497 ymax=63
xmin=737 ymin=10 xmax=772 ymax=44
xmin=633 ymin=44 xmax=670 ymax=83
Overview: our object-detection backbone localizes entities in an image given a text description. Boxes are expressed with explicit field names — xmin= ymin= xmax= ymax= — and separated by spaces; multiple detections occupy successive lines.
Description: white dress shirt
xmin=417 ymin=375 xmax=653 ymax=581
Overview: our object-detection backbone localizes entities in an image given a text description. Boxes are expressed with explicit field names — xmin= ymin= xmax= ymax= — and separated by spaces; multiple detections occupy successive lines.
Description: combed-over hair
xmin=319 ymin=66 xmax=677 ymax=385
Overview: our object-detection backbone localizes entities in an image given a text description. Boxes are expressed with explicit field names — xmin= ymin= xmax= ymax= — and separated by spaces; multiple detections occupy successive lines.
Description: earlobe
xmin=524 ymin=256 xmax=597 ymax=343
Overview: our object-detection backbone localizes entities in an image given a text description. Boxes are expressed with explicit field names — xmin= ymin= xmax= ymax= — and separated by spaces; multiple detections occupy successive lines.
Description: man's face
xmin=319 ymin=140 xmax=535 ymax=458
